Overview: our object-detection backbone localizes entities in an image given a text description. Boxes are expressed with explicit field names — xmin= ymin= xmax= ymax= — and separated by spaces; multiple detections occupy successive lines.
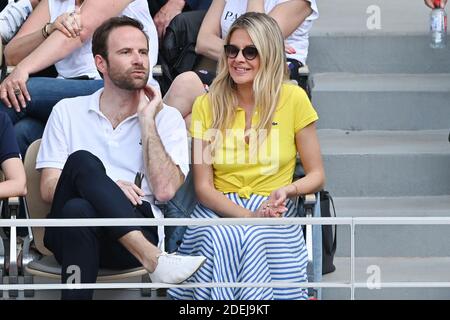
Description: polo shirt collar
xmin=87 ymin=88 xmax=138 ymax=121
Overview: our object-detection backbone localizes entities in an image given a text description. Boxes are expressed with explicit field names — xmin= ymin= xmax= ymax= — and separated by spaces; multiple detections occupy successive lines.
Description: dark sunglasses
xmin=224 ymin=44 xmax=258 ymax=60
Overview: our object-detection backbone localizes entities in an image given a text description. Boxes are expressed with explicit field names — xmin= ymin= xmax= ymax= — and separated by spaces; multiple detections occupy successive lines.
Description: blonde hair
xmin=208 ymin=12 xmax=288 ymax=136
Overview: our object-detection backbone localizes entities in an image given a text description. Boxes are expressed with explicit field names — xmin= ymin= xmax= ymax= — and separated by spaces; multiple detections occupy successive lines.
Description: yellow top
xmin=189 ymin=83 xmax=318 ymax=198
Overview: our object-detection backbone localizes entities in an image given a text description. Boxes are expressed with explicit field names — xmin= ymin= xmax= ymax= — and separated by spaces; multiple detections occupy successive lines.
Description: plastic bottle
xmin=430 ymin=0 xmax=447 ymax=49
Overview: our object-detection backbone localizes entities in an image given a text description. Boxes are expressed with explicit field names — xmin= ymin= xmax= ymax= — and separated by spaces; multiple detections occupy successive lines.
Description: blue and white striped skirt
xmin=168 ymin=193 xmax=309 ymax=300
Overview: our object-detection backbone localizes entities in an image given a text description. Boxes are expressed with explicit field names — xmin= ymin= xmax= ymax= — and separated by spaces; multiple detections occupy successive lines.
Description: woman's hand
xmin=254 ymin=189 xmax=289 ymax=218
xmin=0 ymin=66 xmax=30 ymax=111
xmin=49 ymin=6 xmax=82 ymax=38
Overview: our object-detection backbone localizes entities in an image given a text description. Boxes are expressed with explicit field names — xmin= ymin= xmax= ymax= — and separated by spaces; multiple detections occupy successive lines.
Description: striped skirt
xmin=168 ymin=193 xmax=309 ymax=300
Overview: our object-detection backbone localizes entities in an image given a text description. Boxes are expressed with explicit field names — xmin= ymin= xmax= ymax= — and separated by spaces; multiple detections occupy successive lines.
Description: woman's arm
xmin=0 ymin=0 xmax=133 ymax=111
xmin=14 ymin=0 xmax=133 ymax=75
xmin=192 ymin=138 xmax=253 ymax=218
xmin=290 ymin=122 xmax=325 ymax=196
xmin=268 ymin=0 xmax=312 ymax=39
xmin=0 ymin=158 xmax=27 ymax=198
xmin=4 ymin=0 xmax=51 ymax=66
xmin=195 ymin=0 xmax=226 ymax=60
xmin=5 ymin=0 xmax=83 ymax=66
xmin=246 ymin=0 xmax=265 ymax=12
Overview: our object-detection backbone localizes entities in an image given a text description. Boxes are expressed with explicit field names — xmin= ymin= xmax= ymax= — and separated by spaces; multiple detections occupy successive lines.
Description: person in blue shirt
xmin=0 ymin=112 xmax=26 ymax=199
xmin=150 ymin=0 xmax=212 ymax=38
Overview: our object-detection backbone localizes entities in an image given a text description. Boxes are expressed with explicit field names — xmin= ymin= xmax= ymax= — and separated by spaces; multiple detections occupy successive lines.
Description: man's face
xmin=104 ymin=26 xmax=149 ymax=90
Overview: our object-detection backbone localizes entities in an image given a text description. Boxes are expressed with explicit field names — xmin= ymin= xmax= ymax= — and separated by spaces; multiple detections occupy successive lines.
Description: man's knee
xmin=61 ymin=198 xmax=96 ymax=219
xmin=65 ymin=150 xmax=104 ymax=173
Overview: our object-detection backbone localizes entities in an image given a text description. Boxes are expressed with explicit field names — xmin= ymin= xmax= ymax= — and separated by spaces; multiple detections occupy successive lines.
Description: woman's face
xmin=226 ymin=29 xmax=260 ymax=88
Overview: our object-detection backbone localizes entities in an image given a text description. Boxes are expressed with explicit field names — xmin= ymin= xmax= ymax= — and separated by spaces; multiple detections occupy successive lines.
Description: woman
xmin=164 ymin=0 xmax=318 ymax=128
xmin=0 ymin=112 xmax=26 ymax=199
xmin=0 ymin=0 xmax=158 ymax=156
xmin=168 ymin=12 xmax=324 ymax=300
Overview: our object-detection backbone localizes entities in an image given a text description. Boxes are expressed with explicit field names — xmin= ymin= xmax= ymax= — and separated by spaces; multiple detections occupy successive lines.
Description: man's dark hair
xmin=92 ymin=16 xmax=148 ymax=60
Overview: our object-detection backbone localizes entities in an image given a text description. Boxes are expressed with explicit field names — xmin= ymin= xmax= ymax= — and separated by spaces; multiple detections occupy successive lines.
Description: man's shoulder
xmin=52 ymin=89 xmax=102 ymax=114
xmin=158 ymin=104 xmax=184 ymax=122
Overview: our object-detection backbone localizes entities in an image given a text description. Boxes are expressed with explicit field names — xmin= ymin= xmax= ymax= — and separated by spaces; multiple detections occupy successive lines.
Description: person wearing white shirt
xmin=36 ymin=16 xmax=205 ymax=300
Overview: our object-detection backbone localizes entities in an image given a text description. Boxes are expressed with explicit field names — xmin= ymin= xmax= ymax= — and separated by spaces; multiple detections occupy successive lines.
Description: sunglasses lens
xmin=224 ymin=45 xmax=239 ymax=58
xmin=242 ymin=46 xmax=258 ymax=60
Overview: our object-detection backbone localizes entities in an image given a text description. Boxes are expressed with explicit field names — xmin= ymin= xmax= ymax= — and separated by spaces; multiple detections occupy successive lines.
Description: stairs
xmin=309 ymin=0 xmax=450 ymax=299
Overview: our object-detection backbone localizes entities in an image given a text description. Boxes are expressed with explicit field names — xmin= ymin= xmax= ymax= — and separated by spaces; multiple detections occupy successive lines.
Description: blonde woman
xmin=164 ymin=0 xmax=318 ymax=128
xmin=168 ymin=12 xmax=324 ymax=300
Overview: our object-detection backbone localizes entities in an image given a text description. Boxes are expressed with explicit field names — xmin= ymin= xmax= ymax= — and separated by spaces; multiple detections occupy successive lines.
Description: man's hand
xmin=116 ymin=180 xmax=144 ymax=206
xmin=137 ymin=85 xmax=163 ymax=121
xmin=0 ymin=66 xmax=30 ymax=112
xmin=153 ymin=0 xmax=185 ymax=39
xmin=425 ymin=0 xmax=447 ymax=8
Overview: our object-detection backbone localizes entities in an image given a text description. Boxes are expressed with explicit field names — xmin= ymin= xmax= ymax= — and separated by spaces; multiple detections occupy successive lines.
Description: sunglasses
xmin=224 ymin=44 xmax=258 ymax=60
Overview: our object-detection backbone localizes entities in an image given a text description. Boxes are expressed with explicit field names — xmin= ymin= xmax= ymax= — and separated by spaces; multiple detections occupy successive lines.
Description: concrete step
xmin=319 ymin=129 xmax=450 ymax=197
xmin=308 ymin=1 xmax=450 ymax=73
xmin=331 ymin=196 xmax=450 ymax=257
xmin=322 ymin=257 xmax=450 ymax=300
xmin=308 ymin=36 xmax=450 ymax=74
xmin=312 ymin=73 xmax=450 ymax=130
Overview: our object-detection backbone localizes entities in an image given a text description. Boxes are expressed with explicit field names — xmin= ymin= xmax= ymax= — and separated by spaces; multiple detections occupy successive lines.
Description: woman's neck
xmin=236 ymin=84 xmax=255 ymax=110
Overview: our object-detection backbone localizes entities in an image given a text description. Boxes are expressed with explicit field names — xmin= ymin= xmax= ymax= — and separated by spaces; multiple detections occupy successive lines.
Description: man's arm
xmin=138 ymin=86 xmax=185 ymax=202
xmin=40 ymin=168 xmax=61 ymax=203
xmin=153 ymin=0 xmax=186 ymax=39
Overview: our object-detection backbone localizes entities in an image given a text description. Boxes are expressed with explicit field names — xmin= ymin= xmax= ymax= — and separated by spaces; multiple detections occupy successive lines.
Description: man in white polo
xmin=36 ymin=16 xmax=205 ymax=300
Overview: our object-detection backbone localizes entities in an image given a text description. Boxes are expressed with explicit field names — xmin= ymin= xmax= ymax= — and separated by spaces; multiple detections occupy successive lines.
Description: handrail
xmin=3 ymin=216 xmax=450 ymax=299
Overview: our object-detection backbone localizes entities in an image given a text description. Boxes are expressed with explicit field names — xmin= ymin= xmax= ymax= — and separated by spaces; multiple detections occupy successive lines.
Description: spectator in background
xmin=163 ymin=0 xmax=318 ymax=128
xmin=0 ymin=0 xmax=41 ymax=44
xmin=149 ymin=0 xmax=212 ymax=38
xmin=0 ymin=112 xmax=26 ymax=199
xmin=168 ymin=12 xmax=324 ymax=300
xmin=424 ymin=0 xmax=447 ymax=8
xmin=0 ymin=0 xmax=158 ymax=157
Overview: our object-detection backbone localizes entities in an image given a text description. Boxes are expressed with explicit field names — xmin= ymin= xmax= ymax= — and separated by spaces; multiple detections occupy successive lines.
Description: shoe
xmin=149 ymin=252 xmax=206 ymax=284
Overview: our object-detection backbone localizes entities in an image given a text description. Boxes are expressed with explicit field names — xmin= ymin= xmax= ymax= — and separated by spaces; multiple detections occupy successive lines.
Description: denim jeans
xmin=0 ymin=77 xmax=104 ymax=156
xmin=164 ymin=168 xmax=197 ymax=253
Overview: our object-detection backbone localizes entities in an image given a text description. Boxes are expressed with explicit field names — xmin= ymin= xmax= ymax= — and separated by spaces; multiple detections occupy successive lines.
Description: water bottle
xmin=430 ymin=0 xmax=447 ymax=49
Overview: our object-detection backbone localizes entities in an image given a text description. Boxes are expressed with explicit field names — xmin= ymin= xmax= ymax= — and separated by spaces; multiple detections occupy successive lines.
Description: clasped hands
xmin=254 ymin=188 xmax=289 ymax=218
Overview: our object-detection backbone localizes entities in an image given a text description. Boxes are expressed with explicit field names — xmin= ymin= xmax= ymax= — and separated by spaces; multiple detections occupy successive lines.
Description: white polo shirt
xmin=36 ymin=88 xmax=189 ymax=247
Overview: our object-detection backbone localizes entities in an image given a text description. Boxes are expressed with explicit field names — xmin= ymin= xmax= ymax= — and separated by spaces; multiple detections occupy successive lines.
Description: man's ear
xmin=95 ymin=54 xmax=107 ymax=75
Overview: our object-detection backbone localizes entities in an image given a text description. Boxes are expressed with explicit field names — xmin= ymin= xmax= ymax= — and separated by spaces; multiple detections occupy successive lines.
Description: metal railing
xmin=1 ymin=216 xmax=450 ymax=299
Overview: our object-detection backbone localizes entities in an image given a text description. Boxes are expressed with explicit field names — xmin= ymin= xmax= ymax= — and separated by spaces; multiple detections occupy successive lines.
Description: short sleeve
xmin=189 ymin=94 xmax=212 ymax=140
xmin=293 ymin=86 xmax=319 ymax=133
xmin=36 ymin=103 xmax=69 ymax=170
xmin=0 ymin=113 xmax=20 ymax=165
xmin=156 ymin=105 xmax=190 ymax=179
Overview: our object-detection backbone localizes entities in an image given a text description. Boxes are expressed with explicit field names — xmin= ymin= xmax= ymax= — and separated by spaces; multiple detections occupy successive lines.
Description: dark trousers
xmin=44 ymin=150 xmax=158 ymax=300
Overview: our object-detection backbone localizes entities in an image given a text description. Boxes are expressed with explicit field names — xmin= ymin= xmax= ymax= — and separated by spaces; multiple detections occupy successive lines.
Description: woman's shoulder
xmin=280 ymin=82 xmax=309 ymax=101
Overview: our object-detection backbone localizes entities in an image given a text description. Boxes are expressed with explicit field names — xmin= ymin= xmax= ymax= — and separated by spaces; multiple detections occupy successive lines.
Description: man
xmin=36 ymin=16 xmax=205 ymax=300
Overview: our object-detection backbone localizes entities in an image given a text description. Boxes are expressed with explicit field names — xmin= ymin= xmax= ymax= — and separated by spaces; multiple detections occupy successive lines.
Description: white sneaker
xmin=149 ymin=252 xmax=206 ymax=284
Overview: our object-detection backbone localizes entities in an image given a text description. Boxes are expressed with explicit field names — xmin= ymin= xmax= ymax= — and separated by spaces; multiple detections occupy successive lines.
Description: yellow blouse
xmin=190 ymin=83 xmax=318 ymax=198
